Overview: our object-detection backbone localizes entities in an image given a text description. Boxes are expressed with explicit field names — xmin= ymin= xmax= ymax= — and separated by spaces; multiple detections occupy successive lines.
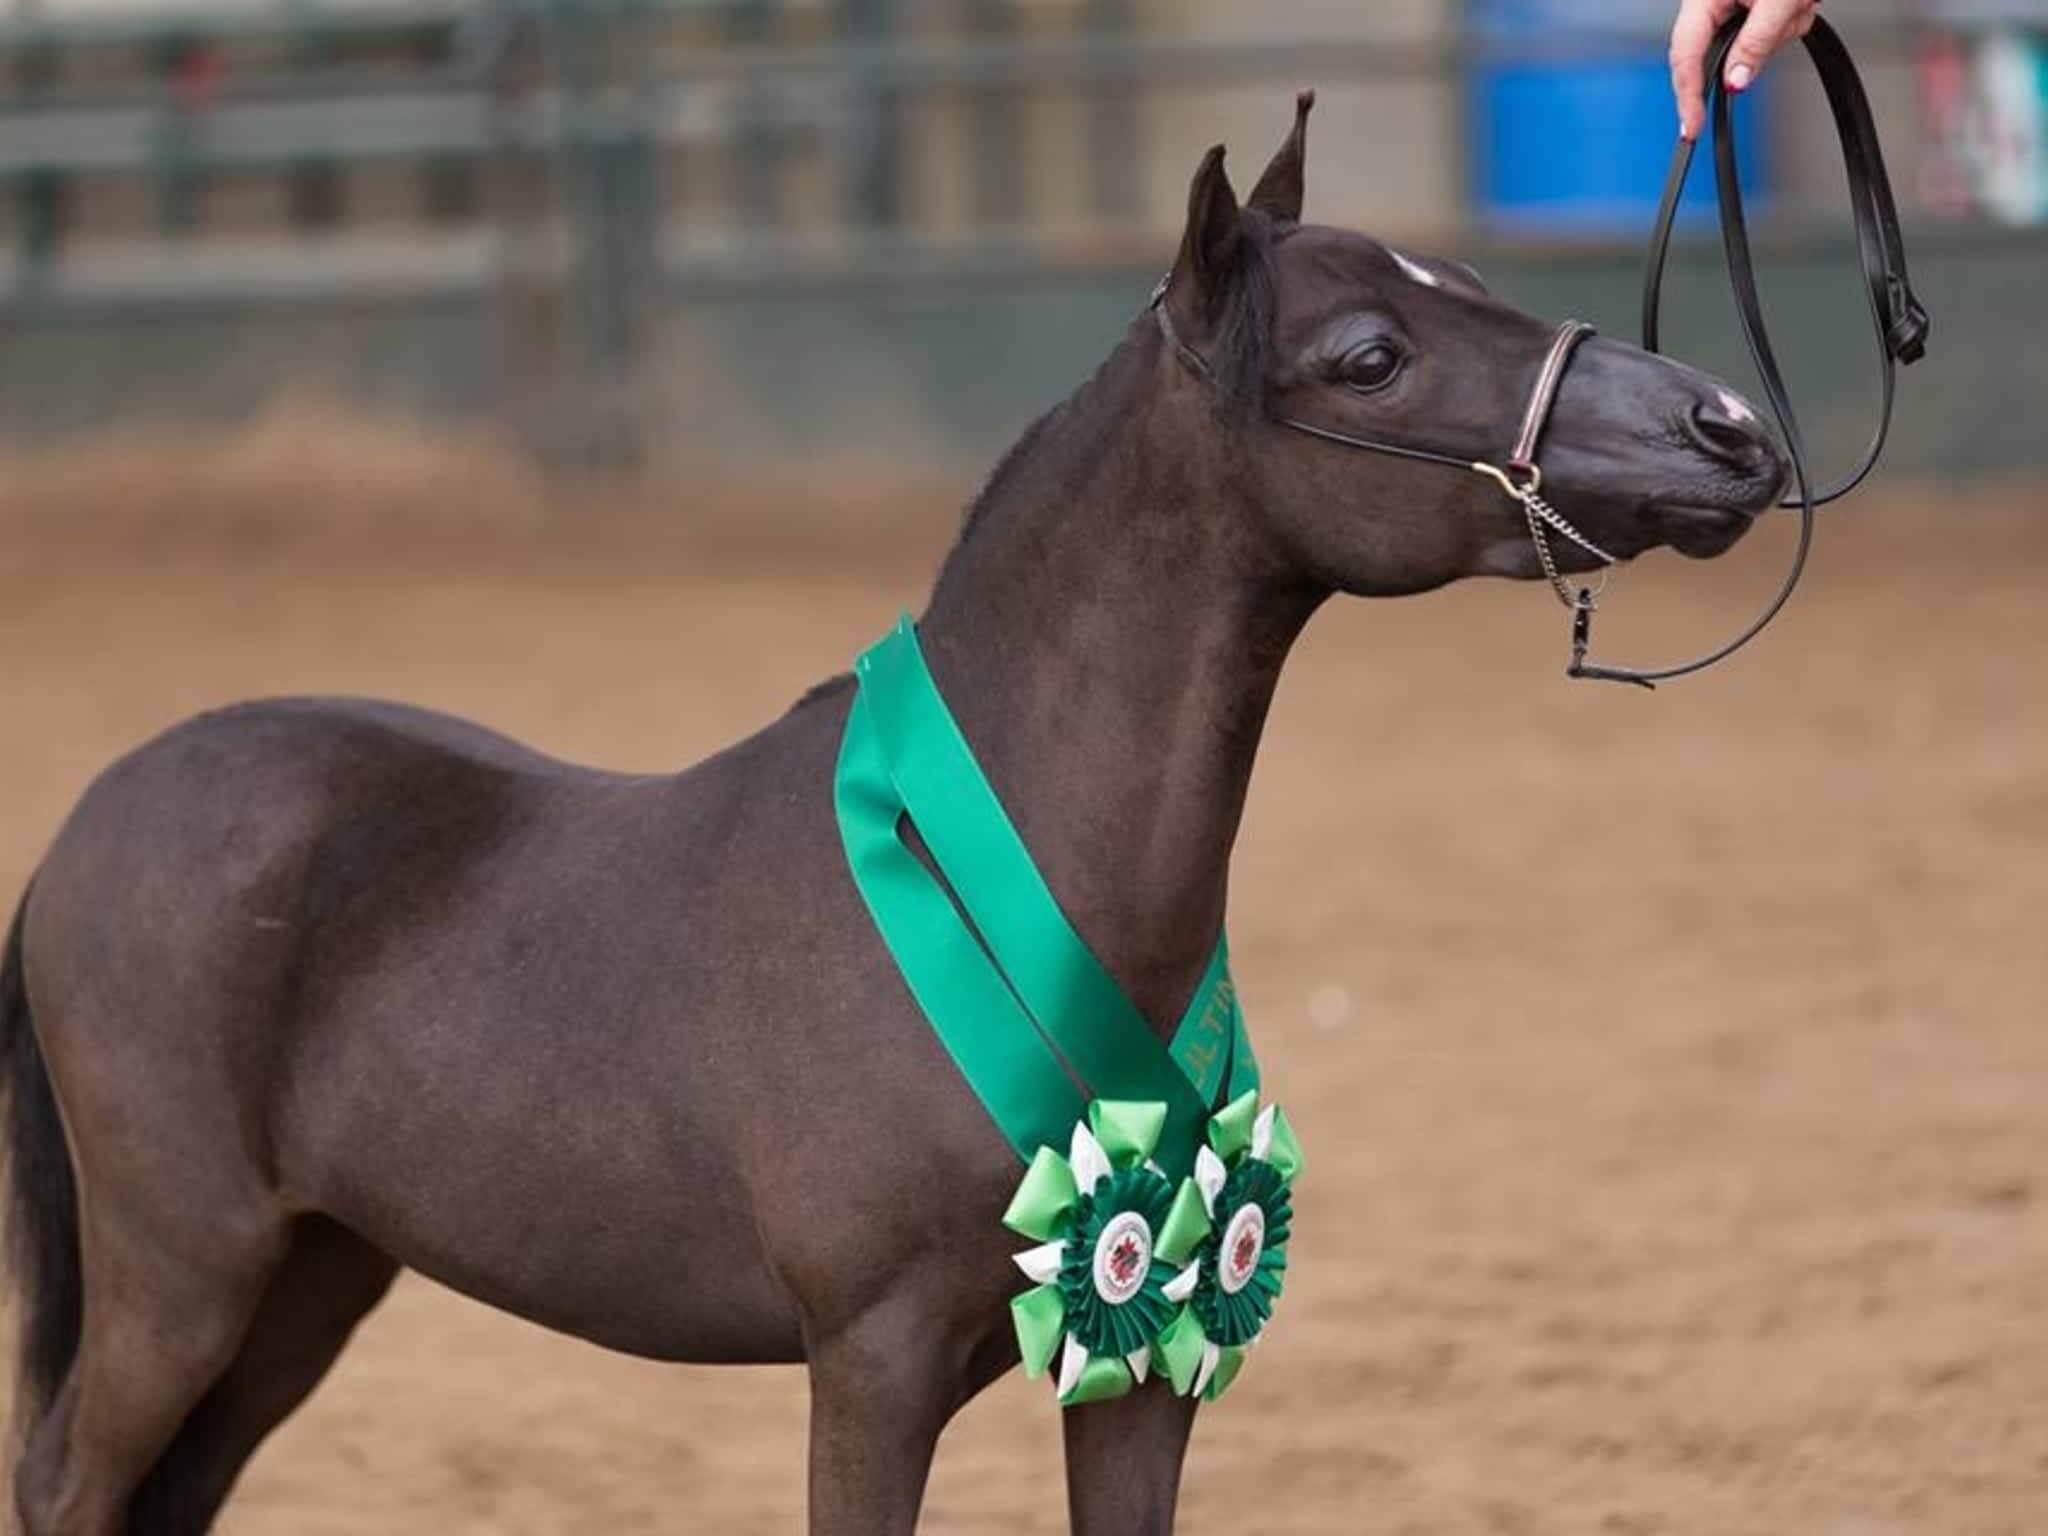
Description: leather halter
xmin=1153 ymin=296 xmax=1615 ymax=589
xmin=1155 ymin=15 xmax=1926 ymax=689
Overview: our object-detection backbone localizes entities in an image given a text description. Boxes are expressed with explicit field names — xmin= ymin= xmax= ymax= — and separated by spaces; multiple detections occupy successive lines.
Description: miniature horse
xmin=3 ymin=100 xmax=1783 ymax=1534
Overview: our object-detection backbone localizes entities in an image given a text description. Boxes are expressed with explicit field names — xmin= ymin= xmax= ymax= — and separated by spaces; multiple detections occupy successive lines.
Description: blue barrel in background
xmin=1468 ymin=0 xmax=1770 ymax=233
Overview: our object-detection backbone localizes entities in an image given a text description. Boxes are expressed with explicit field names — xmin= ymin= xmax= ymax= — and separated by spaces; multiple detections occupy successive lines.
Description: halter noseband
xmin=1152 ymin=14 xmax=1925 ymax=690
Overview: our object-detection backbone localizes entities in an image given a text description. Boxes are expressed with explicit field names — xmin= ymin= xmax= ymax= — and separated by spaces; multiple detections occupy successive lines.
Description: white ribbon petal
xmin=1161 ymin=1261 xmax=1200 ymax=1304
xmin=1126 ymin=1345 xmax=1151 ymax=1384
xmin=1056 ymin=1333 xmax=1088 ymax=1400
xmin=1251 ymin=1103 xmax=1277 ymax=1164
xmin=1194 ymin=1145 xmax=1228 ymax=1217
xmin=1012 ymin=1240 xmax=1066 ymax=1286
xmin=1192 ymin=1339 xmax=1223 ymax=1399
xmin=1069 ymin=1122 xmax=1111 ymax=1196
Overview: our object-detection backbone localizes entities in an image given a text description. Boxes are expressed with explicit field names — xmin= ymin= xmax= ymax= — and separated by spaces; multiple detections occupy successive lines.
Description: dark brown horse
xmin=3 ymin=101 xmax=1784 ymax=1535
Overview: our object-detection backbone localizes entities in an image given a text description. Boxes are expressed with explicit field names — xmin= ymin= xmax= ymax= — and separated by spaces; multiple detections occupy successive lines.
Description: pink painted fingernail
xmin=1729 ymin=62 xmax=1754 ymax=90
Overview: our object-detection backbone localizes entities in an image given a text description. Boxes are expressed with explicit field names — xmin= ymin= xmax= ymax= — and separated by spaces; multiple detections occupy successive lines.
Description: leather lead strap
xmin=1584 ymin=12 xmax=1930 ymax=687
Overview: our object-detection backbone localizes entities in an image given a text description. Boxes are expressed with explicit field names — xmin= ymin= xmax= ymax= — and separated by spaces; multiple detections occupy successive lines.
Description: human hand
xmin=1670 ymin=0 xmax=1823 ymax=141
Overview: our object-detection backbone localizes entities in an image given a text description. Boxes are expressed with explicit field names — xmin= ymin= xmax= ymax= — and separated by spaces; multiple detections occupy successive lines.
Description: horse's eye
xmin=1341 ymin=342 xmax=1403 ymax=393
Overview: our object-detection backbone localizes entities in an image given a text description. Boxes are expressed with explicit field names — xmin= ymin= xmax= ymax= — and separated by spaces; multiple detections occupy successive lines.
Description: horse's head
xmin=1157 ymin=95 xmax=1788 ymax=598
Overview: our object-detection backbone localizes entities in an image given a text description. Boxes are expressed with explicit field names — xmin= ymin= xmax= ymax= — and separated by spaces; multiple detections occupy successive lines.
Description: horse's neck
xmin=918 ymin=334 xmax=1319 ymax=1030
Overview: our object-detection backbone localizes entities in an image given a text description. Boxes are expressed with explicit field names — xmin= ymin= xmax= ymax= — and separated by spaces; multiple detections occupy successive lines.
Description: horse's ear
xmin=1167 ymin=145 xmax=1242 ymax=318
xmin=1248 ymin=90 xmax=1314 ymax=223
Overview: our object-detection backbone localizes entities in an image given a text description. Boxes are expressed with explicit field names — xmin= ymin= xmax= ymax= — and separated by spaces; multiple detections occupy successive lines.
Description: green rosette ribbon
xmin=1150 ymin=1090 xmax=1303 ymax=1402
xmin=1003 ymin=1100 xmax=1203 ymax=1407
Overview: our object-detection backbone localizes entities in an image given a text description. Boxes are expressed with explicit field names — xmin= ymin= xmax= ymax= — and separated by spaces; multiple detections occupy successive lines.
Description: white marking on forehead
xmin=1717 ymin=388 xmax=1758 ymax=425
xmin=1388 ymin=249 xmax=1443 ymax=289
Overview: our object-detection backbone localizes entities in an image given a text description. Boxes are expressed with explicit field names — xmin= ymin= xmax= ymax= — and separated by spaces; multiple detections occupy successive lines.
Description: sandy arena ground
xmin=0 ymin=427 xmax=2043 ymax=1533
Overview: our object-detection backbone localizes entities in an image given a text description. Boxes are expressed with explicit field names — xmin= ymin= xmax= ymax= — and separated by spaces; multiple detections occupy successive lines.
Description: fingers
xmin=1726 ymin=0 xmax=1819 ymax=93
xmin=1670 ymin=0 xmax=1740 ymax=141
xmin=1672 ymin=0 xmax=1819 ymax=140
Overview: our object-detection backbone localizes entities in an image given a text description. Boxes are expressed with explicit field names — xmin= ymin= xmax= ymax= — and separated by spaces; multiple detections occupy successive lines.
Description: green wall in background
xmin=0 ymin=230 xmax=2040 ymax=485
xmin=663 ymin=230 xmax=2044 ymax=484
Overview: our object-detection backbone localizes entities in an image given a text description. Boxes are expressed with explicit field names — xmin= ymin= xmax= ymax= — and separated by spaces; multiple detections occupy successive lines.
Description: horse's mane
xmin=947 ymin=210 xmax=1281 ymax=557
xmin=1205 ymin=207 xmax=1281 ymax=420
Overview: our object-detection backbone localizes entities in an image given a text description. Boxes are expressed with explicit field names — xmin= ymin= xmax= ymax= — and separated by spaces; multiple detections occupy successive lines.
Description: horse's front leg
xmin=805 ymin=1299 xmax=990 ymax=1536
xmin=1063 ymin=1385 xmax=1200 ymax=1534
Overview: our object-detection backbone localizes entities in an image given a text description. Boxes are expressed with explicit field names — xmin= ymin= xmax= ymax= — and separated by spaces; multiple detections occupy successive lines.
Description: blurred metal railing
xmin=3 ymin=0 xmax=2045 ymax=469
xmin=5 ymin=0 xmax=1988 ymax=286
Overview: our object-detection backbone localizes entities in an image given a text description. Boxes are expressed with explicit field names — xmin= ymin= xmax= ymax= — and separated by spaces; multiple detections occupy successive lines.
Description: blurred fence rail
xmin=2 ymin=0 xmax=2045 ymax=478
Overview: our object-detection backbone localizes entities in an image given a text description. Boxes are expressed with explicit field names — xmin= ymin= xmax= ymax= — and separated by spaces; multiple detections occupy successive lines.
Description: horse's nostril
xmin=1685 ymin=400 xmax=1772 ymax=469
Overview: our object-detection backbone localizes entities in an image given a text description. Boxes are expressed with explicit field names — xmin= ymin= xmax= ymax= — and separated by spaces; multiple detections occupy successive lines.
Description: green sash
xmin=834 ymin=615 xmax=1258 ymax=1178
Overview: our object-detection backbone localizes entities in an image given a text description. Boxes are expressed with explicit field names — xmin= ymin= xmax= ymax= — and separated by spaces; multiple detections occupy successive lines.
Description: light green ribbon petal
xmin=1061 ymin=1354 xmax=1137 ymax=1407
xmin=1002 ymin=1146 xmax=1078 ymax=1241
xmin=1205 ymin=1344 xmax=1249 ymax=1401
xmin=1208 ymin=1089 xmax=1261 ymax=1164
xmin=1154 ymin=1179 xmax=1214 ymax=1267
xmin=1155 ymin=1305 xmax=1210 ymax=1396
xmin=1011 ymin=1284 xmax=1067 ymax=1379
xmin=1088 ymin=1100 xmax=1167 ymax=1171
xmin=1264 ymin=1106 xmax=1305 ymax=1182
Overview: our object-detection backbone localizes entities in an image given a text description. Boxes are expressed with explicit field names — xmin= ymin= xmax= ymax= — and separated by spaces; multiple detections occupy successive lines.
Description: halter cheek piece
xmin=1155 ymin=14 xmax=1926 ymax=689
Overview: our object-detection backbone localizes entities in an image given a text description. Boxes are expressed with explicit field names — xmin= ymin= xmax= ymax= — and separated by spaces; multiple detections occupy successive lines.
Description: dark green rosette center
xmin=1190 ymin=1158 xmax=1291 ymax=1347
xmin=1057 ymin=1166 xmax=1179 ymax=1361
xmin=1152 ymin=1090 xmax=1305 ymax=1402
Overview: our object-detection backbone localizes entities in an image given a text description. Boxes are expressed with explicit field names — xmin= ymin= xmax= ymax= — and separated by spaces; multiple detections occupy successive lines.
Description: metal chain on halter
xmin=1470 ymin=461 xmax=1616 ymax=613
xmin=1461 ymin=316 xmax=1618 ymax=620
xmin=1522 ymin=490 xmax=1613 ymax=609
xmin=1510 ymin=480 xmax=1611 ymax=676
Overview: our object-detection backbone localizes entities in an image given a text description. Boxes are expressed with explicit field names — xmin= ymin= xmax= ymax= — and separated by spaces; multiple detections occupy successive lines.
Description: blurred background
xmin=0 ymin=0 xmax=2044 ymax=472
xmin=2 ymin=2 xmax=2046 ymax=1533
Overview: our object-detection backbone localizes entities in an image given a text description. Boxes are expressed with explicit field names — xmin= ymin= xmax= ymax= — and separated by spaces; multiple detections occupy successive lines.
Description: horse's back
xmin=19 ymin=696 xmax=625 ymax=1066
xmin=82 ymin=693 xmax=622 ymax=813
xmin=34 ymin=697 xmax=498 ymax=912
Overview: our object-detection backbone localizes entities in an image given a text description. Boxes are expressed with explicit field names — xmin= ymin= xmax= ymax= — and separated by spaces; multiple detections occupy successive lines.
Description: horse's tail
xmin=4 ymin=884 xmax=212 ymax=1533
xmin=2 ymin=878 xmax=83 ymax=1436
